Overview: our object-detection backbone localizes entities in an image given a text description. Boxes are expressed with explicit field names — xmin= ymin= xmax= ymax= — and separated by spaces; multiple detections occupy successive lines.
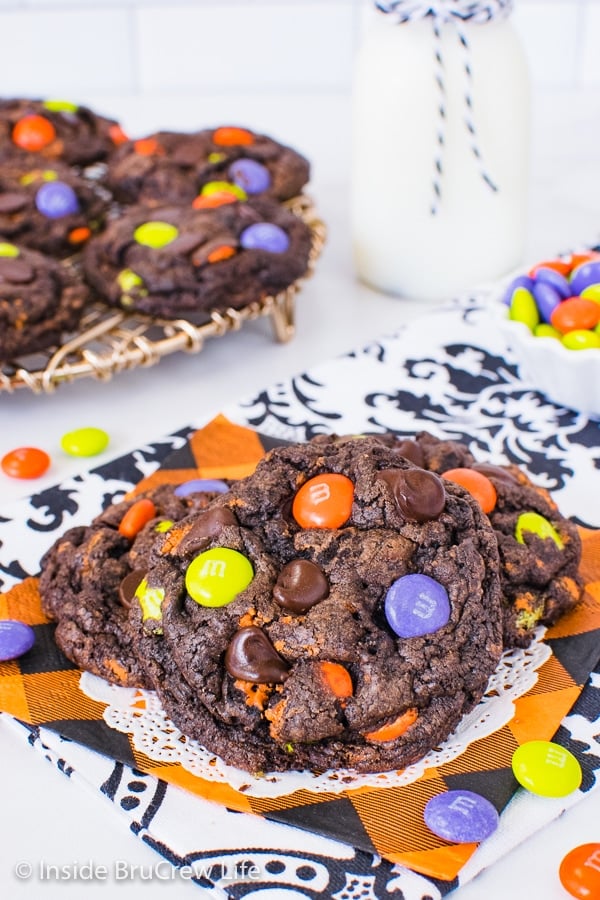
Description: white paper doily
xmin=80 ymin=629 xmax=551 ymax=798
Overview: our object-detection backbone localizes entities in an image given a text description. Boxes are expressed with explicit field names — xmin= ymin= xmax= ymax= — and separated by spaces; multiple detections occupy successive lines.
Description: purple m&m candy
xmin=503 ymin=275 xmax=535 ymax=306
xmin=570 ymin=260 xmax=600 ymax=295
xmin=532 ymin=280 xmax=562 ymax=323
xmin=229 ymin=158 xmax=271 ymax=195
xmin=535 ymin=266 xmax=571 ymax=299
xmin=424 ymin=790 xmax=499 ymax=843
xmin=35 ymin=181 xmax=80 ymax=219
xmin=0 ymin=619 xmax=35 ymax=661
xmin=174 ymin=478 xmax=229 ymax=497
xmin=240 ymin=222 xmax=290 ymax=254
xmin=384 ymin=573 xmax=450 ymax=638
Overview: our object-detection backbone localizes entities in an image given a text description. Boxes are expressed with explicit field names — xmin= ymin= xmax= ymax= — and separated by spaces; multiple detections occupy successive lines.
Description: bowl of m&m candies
xmin=500 ymin=250 xmax=600 ymax=417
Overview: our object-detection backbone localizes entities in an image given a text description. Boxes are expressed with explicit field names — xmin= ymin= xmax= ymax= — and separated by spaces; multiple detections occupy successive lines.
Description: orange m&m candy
xmin=528 ymin=259 xmax=571 ymax=277
xmin=550 ymin=297 xmax=600 ymax=334
xmin=108 ymin=124 xmax=129 ymax=146
xmin=118 ymin=498 xmax=156 ymax=539
xmin=134 ymin=137 xmax=163 ymax=156
xmin=212 ymin=127 xmax=254 ymax=147
xmin=12 ymin=115 xmax=56 ymax=152
xmin=364 ymin=708 xmax=418 ymax=742
xmin=559 ymin=843 xmax=600 ymax=899
xmin=1 ymin=446 xmax=50 ymax=479
xmin=292 ymin=473 xmax=354 ymax=529
xmin=442 ymin=468 xmax=497 ymax=514
xmin=319 ymin=661 xmax=353 ymax=699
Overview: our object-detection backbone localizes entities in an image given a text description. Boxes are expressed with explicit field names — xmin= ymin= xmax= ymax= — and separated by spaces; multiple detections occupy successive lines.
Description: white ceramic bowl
xmin=495 ymin=303 xmax=600 ymax=418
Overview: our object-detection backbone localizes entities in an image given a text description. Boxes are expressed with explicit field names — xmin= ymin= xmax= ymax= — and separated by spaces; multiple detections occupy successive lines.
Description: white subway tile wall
xmin=0 ymin=0 xmax=596 ymax=99
xmin=0 ymin=0 xmax=596 ymax=184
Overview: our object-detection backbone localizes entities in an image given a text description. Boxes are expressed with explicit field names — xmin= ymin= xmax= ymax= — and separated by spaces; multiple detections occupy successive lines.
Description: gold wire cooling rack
xmin=0 ymin=195 xmax=326 ymax=395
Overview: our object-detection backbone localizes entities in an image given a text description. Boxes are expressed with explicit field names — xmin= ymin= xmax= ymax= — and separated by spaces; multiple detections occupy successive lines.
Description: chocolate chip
xmin=0 ymin=192 xmax=29 ymax=214
xmin=273 ymin=559 xmax=329 ymax=613
xmin=472 ymin=463 xmax=519 ymax=487
xmin=0 ymin=258 xmax=35 ymax=284
xmin=378 ymin=467 xmax=446 ymax=522
xmin=225 ymin=626 xmax=289 ymax=683
xmin=118 ymin=569 xmax=146 ymax=609
xmin=392 ymin=439 xmax=425 ymax=468
xmin=179 ymin=506 xmax=237 ymax=554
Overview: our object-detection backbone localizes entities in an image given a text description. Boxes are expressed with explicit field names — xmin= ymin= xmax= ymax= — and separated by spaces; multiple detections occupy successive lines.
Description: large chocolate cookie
xmin=365 ymin=431 xmax=583 ymax=648
xmin=38 ymin=482 xmax=228 ymax=687
xmin=0 ymin=154 xmax=110 ymax=257
xmin=105 ymin=126 xmax=310 ymax=207
xmin=0 ymin=241 xmax=87 ymax=360
xmin=82 ymin=199 xmax=312 ymax=318
xmin=0 ymin=97 xmax=126 ymax=167
xmin=133 ymin=437 xmax=503 ymax=774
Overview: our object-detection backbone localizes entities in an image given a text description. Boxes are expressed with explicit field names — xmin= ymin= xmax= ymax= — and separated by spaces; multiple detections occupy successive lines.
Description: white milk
xmin=351 ymin=9 xmax=531 ymax=301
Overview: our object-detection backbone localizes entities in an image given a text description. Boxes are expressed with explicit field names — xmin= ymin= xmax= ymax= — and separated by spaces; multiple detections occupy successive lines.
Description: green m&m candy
xmin=43 ymin=99 xmax=79 ymax=113
xmin=134 ymin=578 xmax=165 ymax=622
xmin=133 ymin=221 xmax=179 ymax=249
xmin=60 ymin=427 xmax=109 ymax=458
xmin=512 ymin=741 xmax=582 ymax=797
xmin=509 ymin=286 xmax=540 ymax=332
xmin=515 ymin=512 xmax=563 ymax=549
xmin=185 ymin=548 xmax=253 ymax=607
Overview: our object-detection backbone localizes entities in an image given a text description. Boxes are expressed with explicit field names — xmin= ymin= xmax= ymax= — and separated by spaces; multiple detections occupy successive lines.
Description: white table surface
xmin=1 ymin=88 xmax=600 ymax=899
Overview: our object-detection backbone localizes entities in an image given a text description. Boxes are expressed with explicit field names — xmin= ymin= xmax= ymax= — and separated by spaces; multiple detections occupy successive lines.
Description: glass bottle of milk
xmin=351 ymin=1 xmax=531 ymax=301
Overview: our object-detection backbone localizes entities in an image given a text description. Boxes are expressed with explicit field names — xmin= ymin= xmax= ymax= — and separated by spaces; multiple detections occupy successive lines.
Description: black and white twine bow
xmin=375 ymin=1 xmax=514 ymax=214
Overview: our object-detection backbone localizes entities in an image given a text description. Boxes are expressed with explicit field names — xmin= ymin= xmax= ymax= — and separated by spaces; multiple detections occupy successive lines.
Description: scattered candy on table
xmin=1 ymin=446 xmax=50 ymax=479
xmin=505 ymin=252 xmax=600 ymax=350
xmin=423 ymin=790 xmax=500 ymax=843
xmin=511 ymin=740 xmax=582 ymax=797
xmin=60 ymin=427 xmax=109 ymax=457
xmin=559 ymin=843 xmax=600 ymax=899
xmin=0 ymin=620 xmax=35 ymax=661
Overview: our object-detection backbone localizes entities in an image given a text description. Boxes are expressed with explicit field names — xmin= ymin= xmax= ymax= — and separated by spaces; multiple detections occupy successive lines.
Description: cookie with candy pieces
xmin=82 ymin=198 xmax=312 ymax=319
xmin=0 ymin=97 xmax=127 ymax=167
xmin=0 ymin=241 xmax=87 ymax=360
xmin=363 ymin=431 xmax=584 ymax=648
xmin=105 ymin=125 xmax=310 ymax=207
xmin=0 ymin=153 xmax=110 ymax=258
xmin=130 ymin=436 xmax=504 ymax=774
xmin=38 ymin=481 xmax=229 ymax=688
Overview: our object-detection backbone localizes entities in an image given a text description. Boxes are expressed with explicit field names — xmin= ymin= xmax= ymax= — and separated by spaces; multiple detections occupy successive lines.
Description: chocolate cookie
xmin=0 ymin=242 xmax=87 ymax=360
xmin=134 ymin=437 xmax=503 ymax=774
xmin=82 ymin=198 xmax=312 ymax=319
xmin=363 ymin=432 xmax=583 ymax=648
xmin=0 ymin=154 xmax=111 ymax=257
xmin=38 ymin=481 xmax=229 ymax=687
xmin=0 ymin=97 xmax=126 ymax=167
xmin=105 ymin=126 xmax=310 ymax=207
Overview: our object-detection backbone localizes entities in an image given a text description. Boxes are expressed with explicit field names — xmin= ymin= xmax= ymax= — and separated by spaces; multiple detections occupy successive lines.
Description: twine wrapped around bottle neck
xmin=375 ymin=1 xmax=513 ymax=24
xmin=374 ymin=0 xmax=514 ymax=214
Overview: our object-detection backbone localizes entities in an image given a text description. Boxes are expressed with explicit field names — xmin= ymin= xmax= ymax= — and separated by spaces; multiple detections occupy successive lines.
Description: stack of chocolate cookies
xmin=0 ymin=98 xmax=313 ymax=361
xmin=38 ymin=433 xmax=583 ymax=775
